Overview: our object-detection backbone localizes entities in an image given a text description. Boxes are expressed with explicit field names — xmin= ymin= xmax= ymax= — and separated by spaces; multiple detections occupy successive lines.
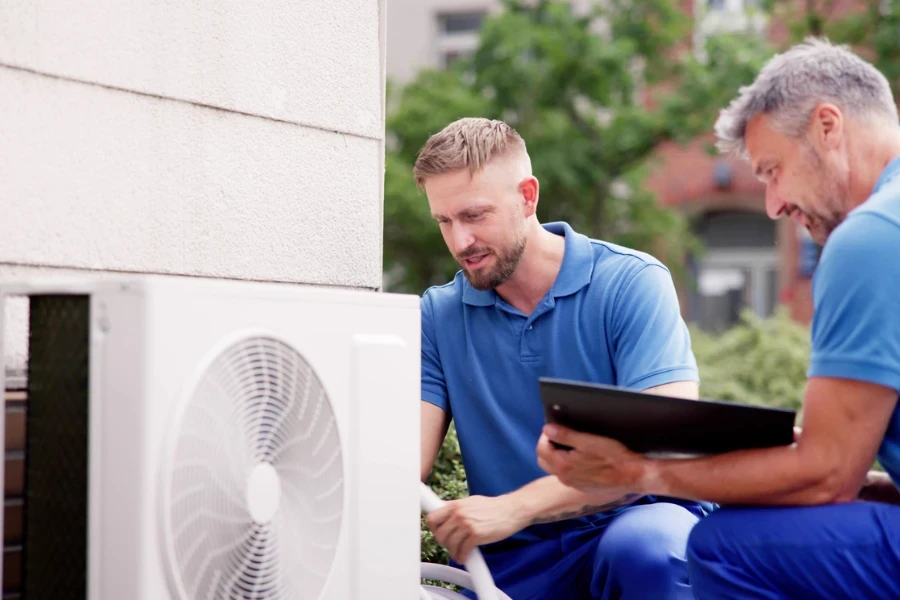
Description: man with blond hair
xmin=417 ymin=117 xmax=710 ymax=600
xmin=537 ymin=38 xmax=900 ymax=599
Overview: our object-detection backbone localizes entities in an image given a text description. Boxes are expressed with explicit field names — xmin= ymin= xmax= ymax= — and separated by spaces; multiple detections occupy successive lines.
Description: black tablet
xmin=540 ymin=377 xmax=796 ymax=457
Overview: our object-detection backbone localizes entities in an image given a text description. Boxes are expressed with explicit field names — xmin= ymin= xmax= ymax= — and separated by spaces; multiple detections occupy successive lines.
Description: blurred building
xmin=385 ymin=0 xmax=821 ymax=331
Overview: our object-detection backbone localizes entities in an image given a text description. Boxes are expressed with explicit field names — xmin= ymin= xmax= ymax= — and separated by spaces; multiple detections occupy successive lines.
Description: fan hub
xmin=247 ymin=462 xmax=282 ymax=524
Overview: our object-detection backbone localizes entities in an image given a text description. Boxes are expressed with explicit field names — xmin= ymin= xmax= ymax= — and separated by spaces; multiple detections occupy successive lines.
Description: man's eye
xmin=468 ymin=213 xmax=483 ymax=221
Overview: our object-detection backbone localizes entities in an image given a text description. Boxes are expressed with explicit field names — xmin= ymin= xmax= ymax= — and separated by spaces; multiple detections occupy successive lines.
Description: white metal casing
xmin=0 ymin=274 xmax=422 ymax=600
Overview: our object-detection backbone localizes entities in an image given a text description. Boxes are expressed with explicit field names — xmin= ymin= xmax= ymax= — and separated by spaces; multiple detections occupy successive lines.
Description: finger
xmin=537 ymin=432 xmax=571 ymax=460
xmin=457 ymin=535 xmax=478 ymax=565
xmin=542 ymin=423 xmax=583 ymax=447
xmin=444 ymin=522 xmax=470 ymax=563
xmin=536 ymin=441 xmax=560 ymax=474
xmin=432 ymin=518 xmax=460 ymax=553
xmin=535 ymin=434 xmax=554 ymax=461
xmin=537 ymin=456 xmax=551 ymax=474
xmin=544 ymin=423 xmax=609 ymax=452
xmin=425 ymin=503 xmax=454 ymax=530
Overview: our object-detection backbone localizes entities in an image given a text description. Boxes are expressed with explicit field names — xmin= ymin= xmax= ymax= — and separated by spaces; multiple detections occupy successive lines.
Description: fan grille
xmin=162 ymin=336 xmax=344 ymax=600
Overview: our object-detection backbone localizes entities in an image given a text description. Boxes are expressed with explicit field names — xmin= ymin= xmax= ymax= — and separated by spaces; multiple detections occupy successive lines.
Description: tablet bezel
xmin=539 ymin=377 xmax=797 ymax=456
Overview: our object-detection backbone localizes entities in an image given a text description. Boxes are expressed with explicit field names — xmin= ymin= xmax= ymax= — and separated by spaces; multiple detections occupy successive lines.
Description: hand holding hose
xmin=420 ymin=483 xmax=511 ymax=600
xmin=425 ymin=494 xmax=526 ymax=564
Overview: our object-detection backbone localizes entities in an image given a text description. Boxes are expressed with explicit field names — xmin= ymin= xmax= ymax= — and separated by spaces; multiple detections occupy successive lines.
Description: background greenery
xmin=383 ymin=0 xmax=775 ymax=293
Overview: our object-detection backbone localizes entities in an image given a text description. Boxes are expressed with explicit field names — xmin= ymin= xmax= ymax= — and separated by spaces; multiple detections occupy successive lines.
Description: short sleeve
xmin=610 ymin=264 xmax=699 ymax=390
xmin=808 ymin=213 xmax=900 ymax=392
xmin=421 ymin=293 xmax=451 ymax=414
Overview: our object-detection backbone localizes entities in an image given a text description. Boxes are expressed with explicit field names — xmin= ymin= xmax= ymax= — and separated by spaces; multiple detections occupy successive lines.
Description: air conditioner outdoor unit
xmin=0 ymin=275 xmax=422 ymax=600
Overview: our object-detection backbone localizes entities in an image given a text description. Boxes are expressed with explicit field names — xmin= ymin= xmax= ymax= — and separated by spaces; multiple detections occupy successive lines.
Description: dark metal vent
xmin=24 ymin=295 xmax=90 ymax=600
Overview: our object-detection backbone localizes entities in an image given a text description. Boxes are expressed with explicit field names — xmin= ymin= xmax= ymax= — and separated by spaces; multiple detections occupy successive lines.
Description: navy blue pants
xmin=687 ymin=502 xmax=900 ymax=599
xmin=456 ymin=499 xmax=706 ymax=600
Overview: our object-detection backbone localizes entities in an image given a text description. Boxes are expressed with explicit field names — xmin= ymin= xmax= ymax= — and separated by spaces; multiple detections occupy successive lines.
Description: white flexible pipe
xmin=420 ymin=584 xmax=472 ymax=600
xmin=420 ymin=483 xmax=510 ymax=600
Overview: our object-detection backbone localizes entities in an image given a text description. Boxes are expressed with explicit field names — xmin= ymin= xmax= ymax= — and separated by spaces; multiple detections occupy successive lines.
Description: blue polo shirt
xmin=808 ymin=156 xmax=900 ymax=487
xmin=421 ymin=221 xmax=699 ymax=541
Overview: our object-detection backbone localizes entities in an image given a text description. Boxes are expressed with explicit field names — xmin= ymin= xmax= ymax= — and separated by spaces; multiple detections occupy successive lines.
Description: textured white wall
xmin=0 ymin=0 xmax=384 ymax=139
xmin=0 ymin=68 xmax=382 ymax=286
xmin=1 ymin=0 xmax=387 ymax=380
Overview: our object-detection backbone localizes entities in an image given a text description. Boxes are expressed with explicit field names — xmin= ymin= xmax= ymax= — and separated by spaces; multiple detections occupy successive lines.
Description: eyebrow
xmin=432 ymin=204 xmax=494 ymax=220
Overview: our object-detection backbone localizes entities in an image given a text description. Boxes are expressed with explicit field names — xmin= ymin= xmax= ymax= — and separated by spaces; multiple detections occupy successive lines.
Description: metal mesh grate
xmin=23 ymin=295 xmax=90 ymax=600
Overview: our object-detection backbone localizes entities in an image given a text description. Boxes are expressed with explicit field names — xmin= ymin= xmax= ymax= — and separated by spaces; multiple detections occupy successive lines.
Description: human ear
xmin=812 ymin=103 xmax=843 ymax=151
xmin=519 ymin=176 xmax=539 ymax=217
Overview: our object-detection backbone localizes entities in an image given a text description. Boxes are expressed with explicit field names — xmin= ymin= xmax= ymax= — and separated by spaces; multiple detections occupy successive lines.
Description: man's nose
xmin=452 ymin=225 xmax=474 ymax=253
xmin=765 ymin=186 xmax=786 ymax=220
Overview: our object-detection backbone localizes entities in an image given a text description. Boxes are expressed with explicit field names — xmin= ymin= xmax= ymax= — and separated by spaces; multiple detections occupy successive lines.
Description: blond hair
xmin=413 ymin=118 xmax=527 ymax=189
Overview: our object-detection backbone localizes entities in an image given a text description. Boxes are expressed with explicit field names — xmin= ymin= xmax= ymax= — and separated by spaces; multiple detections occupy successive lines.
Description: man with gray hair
xmin=536 ymin=37 xmax=900 ymax=599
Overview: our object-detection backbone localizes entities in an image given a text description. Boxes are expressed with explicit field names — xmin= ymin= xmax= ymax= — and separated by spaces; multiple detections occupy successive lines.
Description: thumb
xmin=544 ymin=423 xmax=588 ymax=448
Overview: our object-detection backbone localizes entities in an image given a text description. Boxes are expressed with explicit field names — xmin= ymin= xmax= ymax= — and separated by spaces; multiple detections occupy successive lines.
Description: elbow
xmin=804 ymin=467 xmax=860 ymax=505
xmin=793 ymin=442 xmax=864 ymax=505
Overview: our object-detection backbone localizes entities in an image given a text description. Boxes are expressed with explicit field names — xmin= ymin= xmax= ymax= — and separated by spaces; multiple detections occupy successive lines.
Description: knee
xmin=684 ymin=508 xmax=744 ymax=595
xmin=685 ymin=508 xmax=736 ymax=567
xmin=600 ymin=529 xmax=687 ymax=583
xmin=594 ymin=505 xmax=698 ymax=592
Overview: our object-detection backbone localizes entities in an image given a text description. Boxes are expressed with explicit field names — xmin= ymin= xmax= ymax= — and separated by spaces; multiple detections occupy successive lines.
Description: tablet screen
xmin=539 ymin=377 xmax=796 ymax=456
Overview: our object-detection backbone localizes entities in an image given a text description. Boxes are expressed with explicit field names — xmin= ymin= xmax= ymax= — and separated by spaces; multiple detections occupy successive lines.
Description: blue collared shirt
xmin=808 ymin=155 xmax=900 ymax=486
xmin=421 ymin=221 xmax=699 ymax=541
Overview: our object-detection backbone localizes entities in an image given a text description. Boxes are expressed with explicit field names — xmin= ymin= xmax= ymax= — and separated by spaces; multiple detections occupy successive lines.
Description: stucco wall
xmin=1 ymin=0 xmax=387 ymax=380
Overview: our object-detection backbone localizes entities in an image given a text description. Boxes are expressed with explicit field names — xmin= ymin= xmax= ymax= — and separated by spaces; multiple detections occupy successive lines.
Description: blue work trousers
xmin=687 ymin=501 xmax=900 ymax=599
xmin=457 ymin=498 xmax=706 ymax=600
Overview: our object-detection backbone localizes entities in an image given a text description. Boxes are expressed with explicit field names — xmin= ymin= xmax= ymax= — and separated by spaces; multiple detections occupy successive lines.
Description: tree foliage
xmin=383 ymin=0 xmax=775 ymax=293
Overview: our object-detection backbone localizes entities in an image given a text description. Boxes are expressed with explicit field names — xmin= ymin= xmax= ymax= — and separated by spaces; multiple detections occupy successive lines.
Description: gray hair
xmin=715 ymin=37 xmax=898 ymax=157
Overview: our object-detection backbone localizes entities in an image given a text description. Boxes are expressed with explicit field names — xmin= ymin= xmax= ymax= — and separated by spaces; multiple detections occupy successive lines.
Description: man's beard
xmin=458 ymin=234 xmax=527 ymax=291
xmin=801 ymin=145 xmax=847 ymax=245
xmin=805 ymin=209 xmax=842 ymax=246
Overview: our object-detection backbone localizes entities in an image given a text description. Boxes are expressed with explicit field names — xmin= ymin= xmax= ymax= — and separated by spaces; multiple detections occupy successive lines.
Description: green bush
xmin=420 ymin=308 xmax=813 ymax=564
xmin=690 ymin=308 xmax=810 ymax=416
xmin=421 ymin=424 xmax=468 ymax=567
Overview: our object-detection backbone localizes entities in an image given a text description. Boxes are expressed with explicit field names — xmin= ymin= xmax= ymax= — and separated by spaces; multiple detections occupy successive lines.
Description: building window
xmin=689 ymin=211 xmax=779 ymax=332
xmin=436 ymin=10 xmax=486 ymax=68
xmin=438 ymin=12 xmax=485 ymax=34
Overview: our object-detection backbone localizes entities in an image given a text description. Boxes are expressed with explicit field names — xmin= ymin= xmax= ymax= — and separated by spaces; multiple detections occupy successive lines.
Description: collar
xmin=873 ymin=154 xmax=900 ymax=195
xmin=462 ymin=221 xmax=594 ymax=306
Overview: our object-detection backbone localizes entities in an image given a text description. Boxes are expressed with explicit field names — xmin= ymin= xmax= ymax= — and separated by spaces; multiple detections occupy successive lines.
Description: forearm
xmin=641 ymin=444 xmax=850 ymax=506
xmin=509 ymin=475 xmax=640 ymax=526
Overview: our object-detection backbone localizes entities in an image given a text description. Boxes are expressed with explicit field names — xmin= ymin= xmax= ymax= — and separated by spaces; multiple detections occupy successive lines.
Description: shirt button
xmin=527 ymin=325 xmax=533 ymax=330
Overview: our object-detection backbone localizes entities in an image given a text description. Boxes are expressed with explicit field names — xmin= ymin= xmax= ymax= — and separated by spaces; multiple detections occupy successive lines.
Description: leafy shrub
xmin=421 ymin=424 xmax=468 ymax=566
xmin=690 ymin=308 xmax=811 ymax=416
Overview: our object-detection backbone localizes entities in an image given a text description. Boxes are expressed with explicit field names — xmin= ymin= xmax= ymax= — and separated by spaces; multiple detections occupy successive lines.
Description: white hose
xmin=420 ymin=483 xmax=511 ymax=600
xmin=420 ymin=584 xmax=472 ymax=600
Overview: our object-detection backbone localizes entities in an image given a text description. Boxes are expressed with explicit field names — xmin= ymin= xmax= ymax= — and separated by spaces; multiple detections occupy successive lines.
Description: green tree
xmin=383 ymin=0 xmax=775 ymax=294
xmin=767 ymin=0 xmax=900 ymax=96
